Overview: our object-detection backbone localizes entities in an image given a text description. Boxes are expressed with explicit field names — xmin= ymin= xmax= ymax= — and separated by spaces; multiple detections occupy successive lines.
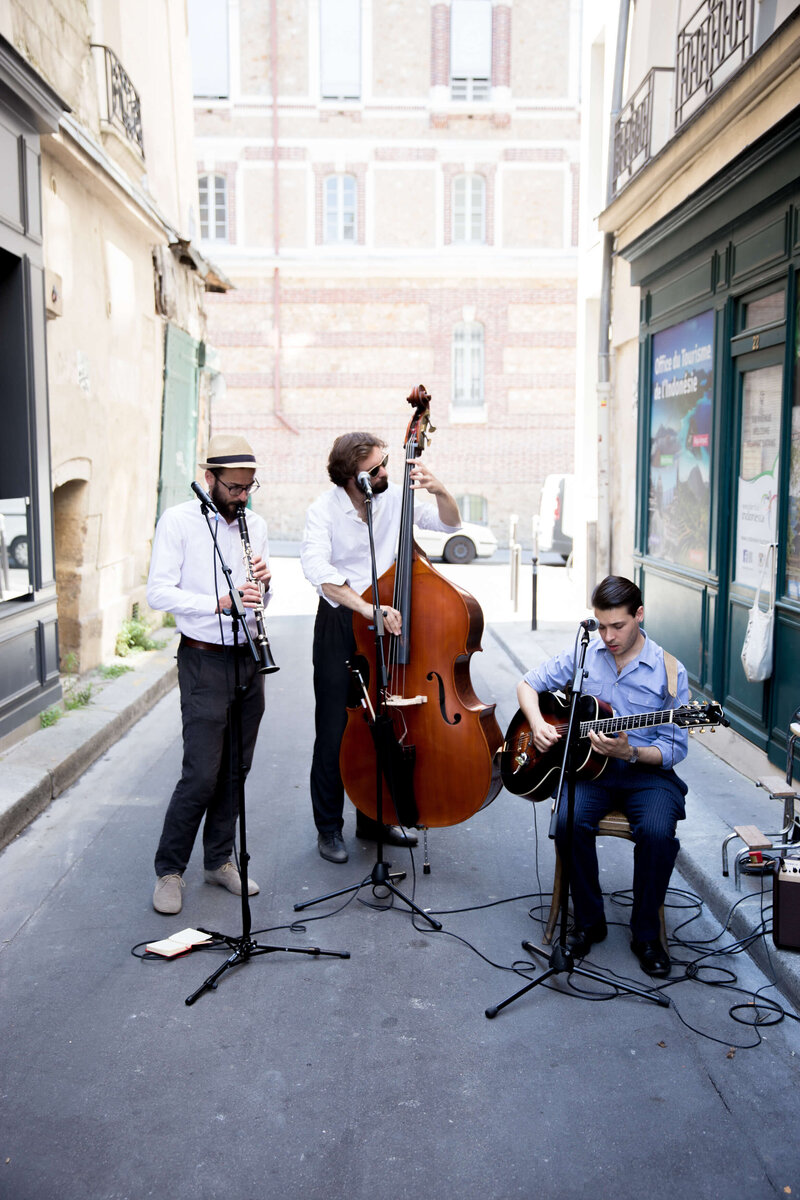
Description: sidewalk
xmin=0 ymin=629 xmax=180 ymax=850
xmin=1 ymin=566 xmax=798 ymax=1013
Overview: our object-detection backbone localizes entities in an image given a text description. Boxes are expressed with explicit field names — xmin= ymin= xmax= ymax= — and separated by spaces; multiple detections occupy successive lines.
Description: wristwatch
xmin=629 ymin=745 xmax=640 ymax=765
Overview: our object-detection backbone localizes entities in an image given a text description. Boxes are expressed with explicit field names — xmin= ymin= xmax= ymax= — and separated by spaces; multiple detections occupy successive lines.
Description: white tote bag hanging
xmin=741 ymin=543 xmax=776 ymax=684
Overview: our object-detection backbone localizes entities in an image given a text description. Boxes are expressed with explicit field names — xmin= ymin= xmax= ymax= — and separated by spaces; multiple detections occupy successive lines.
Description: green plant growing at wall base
xmin=98 ymin=663 xmax=134 ymax=680
xmin=115 ymin=617 xmax=164 ymax=657
xmin=40 ymin=705 xmax=63 ymax=728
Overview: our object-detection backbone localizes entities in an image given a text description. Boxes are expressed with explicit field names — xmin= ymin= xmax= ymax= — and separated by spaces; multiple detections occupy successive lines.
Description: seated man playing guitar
xmin=517 ymin=575 xmax=689 ymax=979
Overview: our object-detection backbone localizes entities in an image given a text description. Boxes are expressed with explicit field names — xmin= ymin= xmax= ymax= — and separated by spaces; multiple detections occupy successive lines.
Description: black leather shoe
xmin=631 ymin=938 xmax=671 ymax=978
xmin=317 ymin=831 xmax=348 ymax=863
xmin=355 ymin=816 xmax=418 ymax=847
xmin=567 ymin=919 xmax=608 ymax=957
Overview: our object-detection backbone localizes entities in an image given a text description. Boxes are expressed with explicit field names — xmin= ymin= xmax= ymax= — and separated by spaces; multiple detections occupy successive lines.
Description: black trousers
xmin=554 ymin=758 xmax=687 ymax=943
xmin=154 ymin=642 xmax=265 ymax=877
xmin=310 ymin=600 xmax=356 ymax=834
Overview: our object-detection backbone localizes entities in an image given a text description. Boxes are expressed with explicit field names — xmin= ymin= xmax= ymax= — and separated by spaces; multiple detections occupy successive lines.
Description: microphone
xmin=190 ymin=480 xmax=219 ymax=513
xmin=580 ymin=618 xmax=599 ymax=631
xmin=356 ymin=471 xmax=373 ymax=496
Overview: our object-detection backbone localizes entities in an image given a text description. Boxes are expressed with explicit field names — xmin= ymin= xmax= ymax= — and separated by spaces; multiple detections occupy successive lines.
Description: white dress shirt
xmin=300 ymin=482 xmax=460 ymax=605
xmin=147 ymin=500 xmax=271 ymax=644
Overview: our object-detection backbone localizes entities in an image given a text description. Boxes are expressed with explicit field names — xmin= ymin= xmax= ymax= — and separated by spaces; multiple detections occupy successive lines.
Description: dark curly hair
xmin=327 ymin=432 xmax=386 ymax=487
xmin=591 ymin=575 xmax=643 ymax=615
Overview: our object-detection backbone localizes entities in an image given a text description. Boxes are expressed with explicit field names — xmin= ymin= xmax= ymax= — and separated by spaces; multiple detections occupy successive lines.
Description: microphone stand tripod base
xmin=484 ymin=939 xmax=670 ymax=1019
xmin=294 ymin=858 xmax=442 ymax=930
xmin=185 ymin=930 xmax=350 ymax=1006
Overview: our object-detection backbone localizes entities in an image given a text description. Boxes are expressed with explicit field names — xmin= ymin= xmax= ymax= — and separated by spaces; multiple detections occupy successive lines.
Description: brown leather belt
xmin=180 ymin=634 xmax=249 ymax=653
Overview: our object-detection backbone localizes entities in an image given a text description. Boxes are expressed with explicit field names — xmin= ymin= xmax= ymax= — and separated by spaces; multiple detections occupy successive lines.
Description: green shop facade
xmin=621 ymin=110 xmax=800 ymax=771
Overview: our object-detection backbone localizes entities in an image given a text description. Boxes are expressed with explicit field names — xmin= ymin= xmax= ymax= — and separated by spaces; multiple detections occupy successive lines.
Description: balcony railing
xmin=450 ymin=77 xmax=491 ymax=102
xmin=612 ymin=67 xmax=674 ymax=195
xmin=91 ymin=44 xmax=144 ymax=158
xmin=675 ymin=0 xmax=754 ymax=127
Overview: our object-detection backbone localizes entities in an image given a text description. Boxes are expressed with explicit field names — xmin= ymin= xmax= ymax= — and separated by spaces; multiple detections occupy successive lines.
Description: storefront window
xmin=787 ymin=302 xmax=800 ymax=601
xmin=734 ymin=364 xmax=781 ymax=587
xmin=0 ymin=497 xmax=32 ymax=602
xmin=743 ymin=291 xmax=784 ymax=329
xmin=648 ymin=310 xmax=714 ymax=568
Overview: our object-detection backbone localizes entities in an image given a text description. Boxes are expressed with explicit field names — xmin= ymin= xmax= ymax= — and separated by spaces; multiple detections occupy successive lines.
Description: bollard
xmin=512 ymin=544 xmax=521 ymax=611
xmin=531 ymin=517 xmax=539 ymax=631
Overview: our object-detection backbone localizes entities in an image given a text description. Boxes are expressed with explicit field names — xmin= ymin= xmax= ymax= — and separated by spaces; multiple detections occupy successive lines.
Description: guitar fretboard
xmin=579 ymin=709 xmax=675 ymax=737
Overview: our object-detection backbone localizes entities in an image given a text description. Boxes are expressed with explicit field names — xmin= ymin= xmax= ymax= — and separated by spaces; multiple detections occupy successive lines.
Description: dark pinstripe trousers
xmin=154 ymin=642 xmax=265 ymax=877
xmin=309 ymin=600 xmax=356 ymax=834
xmin=554 ymin=759 xmax=687 ymax=942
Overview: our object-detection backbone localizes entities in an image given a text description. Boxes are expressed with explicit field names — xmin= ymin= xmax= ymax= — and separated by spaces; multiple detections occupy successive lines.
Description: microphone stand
xmin=485 ymin=623 xmax=668 ymax=1018
xmin=293 ymin=478 xmax=441 ymax=930
xmin=185 ymin=498 xmax=349 ymax=1005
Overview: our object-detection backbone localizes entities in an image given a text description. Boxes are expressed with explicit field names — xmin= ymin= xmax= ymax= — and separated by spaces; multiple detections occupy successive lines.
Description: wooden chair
xmin=544 ymin=809 xmax=667 ymax=950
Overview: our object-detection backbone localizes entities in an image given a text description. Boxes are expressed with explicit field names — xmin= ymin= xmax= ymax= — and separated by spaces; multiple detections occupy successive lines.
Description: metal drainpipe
xmin=596 ymin=0 xmax=631 ymax=578
xmin=271 ymin=0 xmax=299 ymax=435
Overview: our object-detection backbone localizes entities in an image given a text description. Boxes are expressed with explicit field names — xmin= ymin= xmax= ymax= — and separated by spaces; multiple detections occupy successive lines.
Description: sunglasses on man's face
xmin=365 ymin=454 xmax=389 ymax=478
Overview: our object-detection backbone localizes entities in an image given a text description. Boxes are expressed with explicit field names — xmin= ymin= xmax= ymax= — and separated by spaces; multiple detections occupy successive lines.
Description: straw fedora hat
xmin=198 ymin=434 xmax=262 ymax=471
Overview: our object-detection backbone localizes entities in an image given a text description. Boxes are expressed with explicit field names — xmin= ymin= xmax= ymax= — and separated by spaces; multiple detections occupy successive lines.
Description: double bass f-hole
xmin=427 ymin=671 xmax=461 ymax=725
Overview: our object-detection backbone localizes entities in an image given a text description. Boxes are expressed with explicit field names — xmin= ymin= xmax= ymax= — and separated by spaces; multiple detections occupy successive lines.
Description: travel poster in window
xmin=648 ymin=310 xmax=714 ymax=569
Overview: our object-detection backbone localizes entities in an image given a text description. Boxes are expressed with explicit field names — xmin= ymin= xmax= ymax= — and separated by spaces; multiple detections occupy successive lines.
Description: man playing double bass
xmin=517 ymin=575 xmax=689 ymax=979
xmin=300 ymin=431 xmax=462 ymax=864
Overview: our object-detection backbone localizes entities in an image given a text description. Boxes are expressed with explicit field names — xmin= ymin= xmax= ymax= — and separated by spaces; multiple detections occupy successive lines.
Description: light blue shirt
xmin=522 ymin=629 xmax=689 ymax=769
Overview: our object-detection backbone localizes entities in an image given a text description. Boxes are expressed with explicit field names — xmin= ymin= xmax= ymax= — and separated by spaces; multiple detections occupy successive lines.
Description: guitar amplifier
xmin=773 ymin=857 xmax=800 ymax=950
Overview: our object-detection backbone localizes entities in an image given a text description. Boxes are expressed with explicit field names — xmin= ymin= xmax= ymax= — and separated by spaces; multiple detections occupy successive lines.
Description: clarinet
xmin=235 ymin=503 xmax=279 ymax=674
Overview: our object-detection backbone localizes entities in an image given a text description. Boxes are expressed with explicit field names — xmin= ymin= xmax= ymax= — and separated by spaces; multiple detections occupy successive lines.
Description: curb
xmin=0 ymin=631 xmax=179 ymax=852
xmin=676 ymin=802 xmax=800 ymax=1014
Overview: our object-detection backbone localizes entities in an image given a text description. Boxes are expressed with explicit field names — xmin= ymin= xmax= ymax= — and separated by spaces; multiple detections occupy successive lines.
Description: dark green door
xmin=722 ymin=346 xmax=784 ymax=749
xmin=157 ymin=324 xmax=201 ymax=518
xmin=717 ymin=285 xmax=800 ymax=770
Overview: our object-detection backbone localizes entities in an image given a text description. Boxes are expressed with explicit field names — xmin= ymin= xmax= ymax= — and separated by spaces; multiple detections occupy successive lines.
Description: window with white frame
xmin=324 ymin=174 xmax=357 ymax=243
xmin=450 ymin=0 xmax=492 ymax=101
xmin=458 ymin=494 xmax=488 ymax=524
xmin=452 ymin=175 xmax=486 ymax=244
xmin=452 ymin=322 xmax=485 ymax=408
xmin=198 ymin=174 xmax=228 ymax=241
xmin=320 ymin=0 xmax=361 ymax=99
xmin=188 ymin=0 xmax=229 ymax=99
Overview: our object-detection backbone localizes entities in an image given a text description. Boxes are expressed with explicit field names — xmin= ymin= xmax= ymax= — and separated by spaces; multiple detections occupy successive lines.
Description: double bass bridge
xmin=386 ymin=694 xmax=428 ymax=707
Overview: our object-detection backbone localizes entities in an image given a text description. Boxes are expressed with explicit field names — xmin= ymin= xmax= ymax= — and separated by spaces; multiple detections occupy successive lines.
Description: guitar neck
xmin=580 ymin=709 xmax=676 ymax=738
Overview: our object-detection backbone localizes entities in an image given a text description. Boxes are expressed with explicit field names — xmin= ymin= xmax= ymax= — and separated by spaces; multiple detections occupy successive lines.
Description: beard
xmin=370 ymin=475 xmax=389 ymax=495
xmin=209 ymin=480 xmax=242 ymax=521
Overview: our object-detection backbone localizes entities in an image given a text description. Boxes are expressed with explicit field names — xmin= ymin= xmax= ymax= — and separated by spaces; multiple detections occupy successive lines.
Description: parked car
xmin=414 ymin=521 xmax=498 ymax=564
xmin=0 ymin=498 xmax=29 ymax=570
xmin=537 ymin=474 xmax=574 ymax=563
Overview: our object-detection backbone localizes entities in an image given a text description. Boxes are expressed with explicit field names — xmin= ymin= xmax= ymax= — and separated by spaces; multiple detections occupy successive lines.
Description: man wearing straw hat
xmin=147 ymin=434 xmax=272 ymax=915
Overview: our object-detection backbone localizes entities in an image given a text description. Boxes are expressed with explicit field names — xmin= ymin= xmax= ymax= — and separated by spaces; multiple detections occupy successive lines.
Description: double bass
xmin=339 ymin=384 xmax=503 ymax=828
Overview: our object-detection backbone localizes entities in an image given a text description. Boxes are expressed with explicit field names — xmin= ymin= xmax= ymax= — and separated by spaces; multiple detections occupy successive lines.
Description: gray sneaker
xmin=204 ymin=861 xmax=259 ymax=896
xmin=153 ymin=873 xmax=184 ymax=914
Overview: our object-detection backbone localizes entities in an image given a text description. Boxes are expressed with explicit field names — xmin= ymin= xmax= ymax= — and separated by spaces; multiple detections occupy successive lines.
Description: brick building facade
xmin=192 ymin=0 xmax=582 ymax=543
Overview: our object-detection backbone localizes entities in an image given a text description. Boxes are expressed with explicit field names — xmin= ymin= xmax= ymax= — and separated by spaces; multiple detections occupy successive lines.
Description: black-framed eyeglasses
xmin=366 ymin=454 xmax=389 ymax=478
xmin=216 ymin=477 xmax=260 ymax=498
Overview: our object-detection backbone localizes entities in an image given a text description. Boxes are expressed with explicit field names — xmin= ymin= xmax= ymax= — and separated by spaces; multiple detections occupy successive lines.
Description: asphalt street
xmin=1 ymin=562 xmax=799 ymax=1199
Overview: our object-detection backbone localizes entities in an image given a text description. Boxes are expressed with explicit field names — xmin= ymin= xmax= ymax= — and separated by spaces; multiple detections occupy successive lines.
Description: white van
xmin=537 ymin=474 xmax=574 ymax=562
